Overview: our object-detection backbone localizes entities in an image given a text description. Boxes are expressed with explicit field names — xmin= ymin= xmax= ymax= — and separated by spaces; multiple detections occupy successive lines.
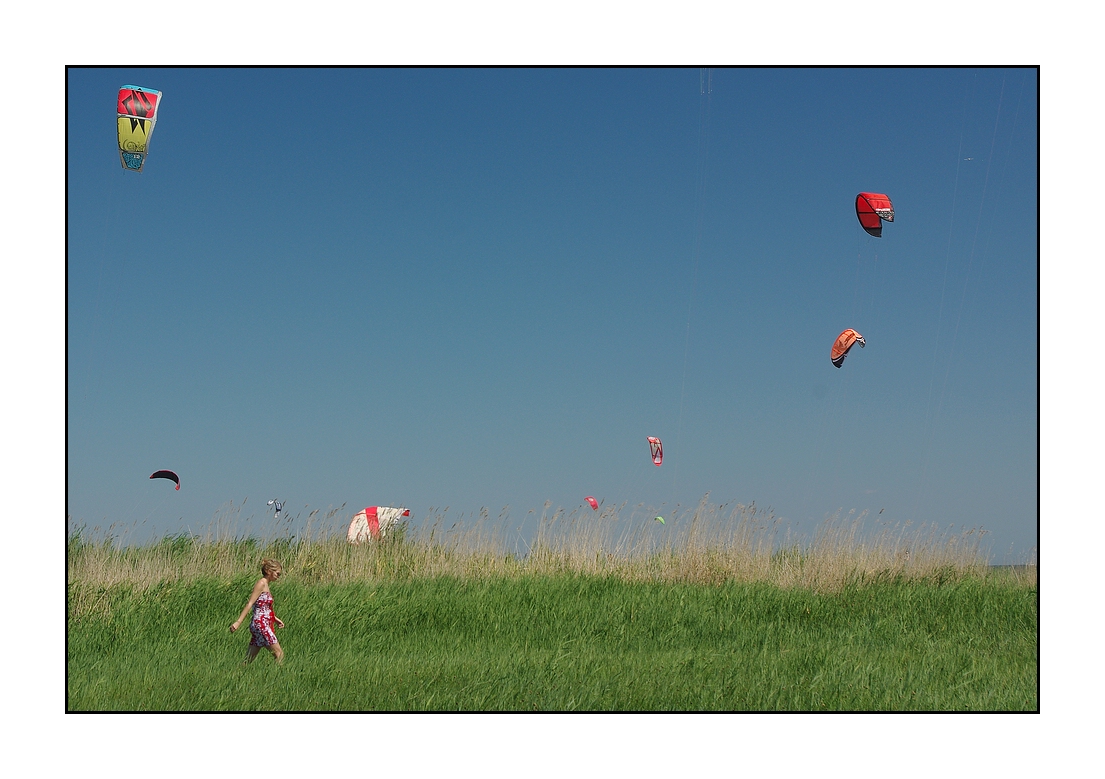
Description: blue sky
xmin=67 ymin=67 xmax=1037 ymax=559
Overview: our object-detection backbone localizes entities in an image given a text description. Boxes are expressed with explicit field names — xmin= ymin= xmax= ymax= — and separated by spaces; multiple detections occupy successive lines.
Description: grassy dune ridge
xmin=68 ymin=497 xmax=1032 ymax=592
xmin=67 ymin=499 xmax=1037 ymax=711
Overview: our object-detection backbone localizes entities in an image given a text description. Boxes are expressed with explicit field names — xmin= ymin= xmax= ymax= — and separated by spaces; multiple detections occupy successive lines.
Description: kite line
xmin=672 ymin=67 xmax=713 ymax=493
xmin=914 ymin=73 xmax=1015 ymax=518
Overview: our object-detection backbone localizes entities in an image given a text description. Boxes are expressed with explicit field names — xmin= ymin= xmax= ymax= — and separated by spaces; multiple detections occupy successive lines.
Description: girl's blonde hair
xmin=261 ymin=559 xmax=283 ymax=579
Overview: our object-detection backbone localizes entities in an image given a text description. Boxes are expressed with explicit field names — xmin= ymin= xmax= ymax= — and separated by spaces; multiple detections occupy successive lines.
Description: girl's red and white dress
xmin=249 ymin=591 xmax=278 ymax=647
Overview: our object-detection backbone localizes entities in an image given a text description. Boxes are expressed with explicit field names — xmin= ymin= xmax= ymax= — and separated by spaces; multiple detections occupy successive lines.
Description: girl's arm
xmin=230 ymin=580 xmax=265 ymax=631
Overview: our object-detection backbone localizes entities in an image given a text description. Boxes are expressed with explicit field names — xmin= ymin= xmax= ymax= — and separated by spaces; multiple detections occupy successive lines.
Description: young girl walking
xmin=230 ymin=559 xmax=285 ymax=664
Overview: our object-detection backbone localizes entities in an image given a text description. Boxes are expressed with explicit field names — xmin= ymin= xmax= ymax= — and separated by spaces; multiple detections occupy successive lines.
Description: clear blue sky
xmin=67 ymin=67 xmax=1037 ymax=560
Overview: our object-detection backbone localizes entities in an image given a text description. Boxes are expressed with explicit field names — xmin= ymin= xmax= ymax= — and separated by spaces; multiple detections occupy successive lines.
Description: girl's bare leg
xmin=243 ymin=645 xmax=261 ymax=664
xmin=271 ymin=642 xmax=284 ymax=665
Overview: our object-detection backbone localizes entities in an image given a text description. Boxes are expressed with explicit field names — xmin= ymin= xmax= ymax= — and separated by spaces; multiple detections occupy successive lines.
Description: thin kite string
xmin=967 ymin=72 xmax=1027 ymax=317
xmin=915 ymin=75 xmax=1006 ymax=517
xmin=930 ymin=77 xmax=1007 ymax=435
xmin=672 ymin=67 xmax=712 ymax=494
xmin=801 ymin=221 xmax=869 ymax=524
xmin=850 ymin=241 xmax=865 ymax=322
xmin=923 ymin=80 xmax=971 ymax=430
xmin=801 ymin=324 xmax=861 ymax=527
xmin=85 ymin=171 xmax=124 ymax=417
xmin=910 ymin=79 xmax=970 ymax=517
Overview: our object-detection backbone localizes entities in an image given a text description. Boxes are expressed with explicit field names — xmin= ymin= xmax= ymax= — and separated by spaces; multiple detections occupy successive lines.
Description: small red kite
xmin=831 ymin=329 xmax=866 ymax=368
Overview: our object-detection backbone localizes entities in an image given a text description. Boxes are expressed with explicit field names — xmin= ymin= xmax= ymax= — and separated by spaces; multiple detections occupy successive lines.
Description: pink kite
xmin=647 ymin=437 xmax=663 ymax=466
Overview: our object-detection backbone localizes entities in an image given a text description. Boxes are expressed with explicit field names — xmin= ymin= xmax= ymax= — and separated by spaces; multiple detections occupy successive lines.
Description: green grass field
xmin=68 ymin=574 xmax=1036 ymax=711
xmin=67 ymin=504 xmax=1037 ymax=711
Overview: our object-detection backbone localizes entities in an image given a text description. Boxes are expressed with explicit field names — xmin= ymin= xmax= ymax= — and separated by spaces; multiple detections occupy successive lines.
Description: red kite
xmin=855 ymin=193 xmax=894 ymax=237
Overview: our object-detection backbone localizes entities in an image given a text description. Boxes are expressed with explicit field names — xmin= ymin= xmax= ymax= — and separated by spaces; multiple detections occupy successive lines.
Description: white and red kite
xmin=347 ymin=506 xmax=410 ymax=544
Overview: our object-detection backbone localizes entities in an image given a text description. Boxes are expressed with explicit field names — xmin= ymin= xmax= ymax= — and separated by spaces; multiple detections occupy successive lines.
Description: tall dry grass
xmin=68 ymin=495 xmax=1031 ymax=595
